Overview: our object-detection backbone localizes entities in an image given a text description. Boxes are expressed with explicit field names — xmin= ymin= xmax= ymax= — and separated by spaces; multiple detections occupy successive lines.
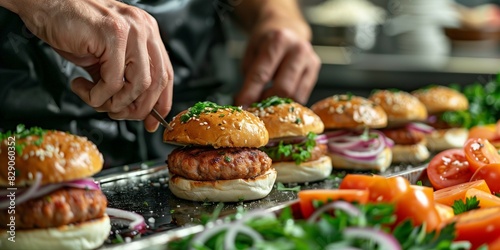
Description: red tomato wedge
xmin=427 ymin=149 xmax=473 ymax=190
xmin=468 ymin=124 xmax=497 ymax=141
xmin=455 ymin=206 xmax=500 ymax=249
xmin=298 ymin=189 xmax=369 ymax=218
xmin=434 ymin=179 xmax=491 ymax=206
xmin=465 ymin=188 xmax=500 ymax=208
xmin=367 ymin=176 xmax=410 ymax=202
xmin=338 ymin=174 xmax=380 ymax=190
xmin=394 ymin=186 xmax=441 ymax=232
xmin=464 ymin=138 xmax=500 ymax=173
xmin=470 ymin=163 xmax=500 ymax=195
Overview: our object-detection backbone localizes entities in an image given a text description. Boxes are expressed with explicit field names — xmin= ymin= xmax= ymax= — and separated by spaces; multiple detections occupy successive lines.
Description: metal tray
xmin=96 ymin=160 xmax=428 ymax=250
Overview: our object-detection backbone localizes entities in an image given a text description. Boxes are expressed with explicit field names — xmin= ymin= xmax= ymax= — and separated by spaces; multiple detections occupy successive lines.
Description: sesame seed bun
xmin=311 ymin=95 xmax=388 ymax=129
xmin=0 ymin=131 xmax=104 ymax=187
xmin=163 ymin=106 xmax=269 ymax=148
xmin=168 ymin=169 xmax=277 ymax=202
xmin=411 ymin=86 xmax=469 ymax=114
xmin=247 ymin=102 xmax=324 ymax=139
xmin=369 ymin=90 xmax=428 ymax=126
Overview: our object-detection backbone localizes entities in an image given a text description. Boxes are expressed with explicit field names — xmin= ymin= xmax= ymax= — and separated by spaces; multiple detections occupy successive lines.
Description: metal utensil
xmin=150 ymin=108 xmax=173 ymax=131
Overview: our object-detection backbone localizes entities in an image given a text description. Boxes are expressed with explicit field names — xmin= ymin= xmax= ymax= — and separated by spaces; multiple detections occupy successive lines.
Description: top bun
xmin=247 ymin=97 xmax=324 ymax=139
xmin=0 ymin=129 xmax=104 ymax=187
xmin=412 ymin=86 xmax=469 ymax=114
xmin=370 ymin=90 xmax=427 ymax=125
xmin=311 ymin=94 xmax=388 ymax=129
xmin=164 ymin=101 xmax=269 ymax=148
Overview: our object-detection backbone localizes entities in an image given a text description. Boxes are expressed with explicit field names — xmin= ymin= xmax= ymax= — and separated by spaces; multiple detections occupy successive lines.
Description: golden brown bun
xmin=425 ymin=128 xmax=469 ymax=151
xmin=411 ymin=86 xmax=469 ymax=114
xmin=328 ymin=147 xmax=392 ymax=172
xmin=164 ymin=108 xmax=269 ymax=148
xmin=0 ymin=131 xmax=103 ymax=187
xmin=391 ymin=141 xmax=430 ymax=164
xmin=168 ymin=168 xmax=277 ymax=202
xmin=311 ymin=95 xmax=388 ymax=129
xmin=273 ymin=155 xmax=332 ymax=183
xmin=247 ymin=102 xmax=324 ymax=138
xmin=0 ymin=215 xmax=110 ymax=250
xmin=370 ymin=90 xmax=428 ymax=125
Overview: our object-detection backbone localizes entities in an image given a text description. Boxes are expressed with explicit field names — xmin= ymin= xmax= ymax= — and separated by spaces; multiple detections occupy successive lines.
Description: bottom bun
xmin=328 ymin=147 xmax=392 ymax=172
xmin=426 ymin=128 xmax=468 ymax=151
xmin=169 ymin=168 xmax=277 ymax=202
xmin=0 ymin=215 xmax=110 ymax=250
xmin=274 ymin=155 xmax=332 ymax=183
xmin=391 ymin=142 xmax=430 ymax=163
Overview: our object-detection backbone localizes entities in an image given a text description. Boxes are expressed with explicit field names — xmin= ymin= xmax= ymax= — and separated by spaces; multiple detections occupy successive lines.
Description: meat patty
xmin=266 ymin=144 xmax=327 ymax=163
xmin=167 ymin=147 xmax=272 ymax=181
xmin=381 ymin=127 xmax=426 ymax=145
xmin=0 ymin=188 xmax=107 ymax=229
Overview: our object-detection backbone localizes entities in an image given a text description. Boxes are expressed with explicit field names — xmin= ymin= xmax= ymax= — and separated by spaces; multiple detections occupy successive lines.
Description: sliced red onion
xmin=106 ymin=207 xmax=146 ymax=232
xmin=0 ymin=172 xmax=42 ymax=209
xmin=0 ymin=177 xmax=101 ymax=209
xmin=406 ymin=122 xmax=435 ymax=134
xmin=308 ymin=200 xmax=362 ymax=223
xmin=315 ymin=134 xmax=329 ymax=145
xmin=224 ymin=223 xmax=264 ymax=250
xmin=326 ymin=130 xmax=392 ymax=162
xmin=343 ymin=227 xmax=401 ymax=250
xmin=191 ymin=224 xmax=232 ymax=249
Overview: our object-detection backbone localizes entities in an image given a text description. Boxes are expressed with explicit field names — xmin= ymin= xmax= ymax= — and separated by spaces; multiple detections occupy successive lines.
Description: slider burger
xmin=369 ymin=90 xmax=432 ymax=163
xmin=311 ymin=94 xmax=393 ymax=172
xmin=412 ymin=86 xmax=469 ymax=151
xmin=164 ymin=101 xmax=277 ymax=202
xmin=0 ymin=126 xmax=110 ymax=250
xmin=247 ymin=96 xmax=332 ymax=183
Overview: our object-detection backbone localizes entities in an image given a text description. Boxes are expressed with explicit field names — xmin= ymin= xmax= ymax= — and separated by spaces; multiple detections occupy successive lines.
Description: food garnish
xmin=452 ymin=196 xmax=480 ymax=215
xmin=180 ymin=101 xmax=241 ymax=123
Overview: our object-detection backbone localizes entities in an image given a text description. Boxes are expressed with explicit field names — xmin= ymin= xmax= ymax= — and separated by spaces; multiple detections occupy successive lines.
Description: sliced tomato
xmin=427 ymin=149 xmax=473 ymax=190
xmin=470 ymin=163 xmax=500 ymax=195
xmin=411 ymin=185 xmax=434 ymax=200
xmin=434 ymin=179 xmax=491 ymax=206
xmin=489 ymin=236 xmax=500 ymax=250
xmin=464 ymin=138 xmax=500 ymax=173
xmin=367 ymin=176 xmax=410 ymax=202
xmin=298 ymin=189 xmax=369 ymax=218
xmin=455 ymin=206 xmax=500 ymax=249
xmin=468 ymin=124 xmax=497 ymax=141
xmin=339 ymin=174 xmax=380 ymax=190
xmin=435 ymin=203 xmax=454 ymax=224
xmin=394 ymin=186 xmax=441 ymax=232
xmin=465 ymin=188 xmax=500 ymax=208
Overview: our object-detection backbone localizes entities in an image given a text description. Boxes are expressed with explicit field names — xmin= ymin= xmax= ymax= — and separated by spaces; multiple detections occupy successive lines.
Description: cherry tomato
xmin=394 ymin=186 xmax=441 ymax=232
xmin=455 ymin=206 xmax=500 ymax=249
xmin=468 ymin=124 xmax=497 ymax=141
xmin=411 ymin=185 xmax=434 ymax=200
xmin=489 ymin=236 xmax=500 ymax=250
xmin=470 ymin=163 xmax=500 ymax=194
xmin=434 ymin=179 xmax=491 ymax=206
xmin=434 ymin=203 xmax=454 ymax=224
xmin=427 ymin=149 xmax=473 ymax=190
xmin=339 ymin=174 xmax=380 ymax=190
xmin=464 ymin=138 xmax=500 ymax=173
xmin=465 ymin=188 xmax=500 ymax=208
xmin=298 ymin=189 xmax=369 ymax=218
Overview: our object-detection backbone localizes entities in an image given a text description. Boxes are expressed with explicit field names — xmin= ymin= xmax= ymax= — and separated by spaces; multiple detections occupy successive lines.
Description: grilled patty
xmin=0 ymin=188 xmax=107 ymax=229
xmin=167 ymin=147 xmax=272 ymax=181
xmin=381 ymin=127 xmax=425 ymax=145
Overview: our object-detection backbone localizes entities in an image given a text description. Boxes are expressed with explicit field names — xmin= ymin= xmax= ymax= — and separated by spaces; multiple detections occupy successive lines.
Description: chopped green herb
xmin=180 ymin=101 xmax=241 ymax=123
xmin=143 ymin=201 xmax=149 ymax=207
xmin=0 ymin=124 xmax=47 ymax=155
xmin=452 ymin=196 xmax=480 ymax=215
xmin=112 ymin=234 xmax=125 ymax=244
xmin=170 ymin=209 xmax=175 ymax=214
xmin=261 ymin=132 xmax=317 ymax=165
xmin=416 ymin=180 xmax=423 ymax=186
xmin=276 ymin=182 xmax=301 ymax=192
xmin=250 ymin=96 xmax=293 ymax=108
xmin=295 ymin=118 xmax=302 ymax=124
xmin=224 ymin=156 xmax=231 ymax=162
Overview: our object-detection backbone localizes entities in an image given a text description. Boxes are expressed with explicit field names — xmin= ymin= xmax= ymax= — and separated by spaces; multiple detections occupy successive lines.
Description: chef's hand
xmin=234 ymin=9 xmax=321 ymax=107
xmin=1 ymin=0 xmax=173 ymax=132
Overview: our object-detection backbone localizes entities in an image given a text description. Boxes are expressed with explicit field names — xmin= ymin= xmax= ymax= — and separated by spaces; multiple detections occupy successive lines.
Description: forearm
xmin=233 ymin=0 xmax=311 ymax=40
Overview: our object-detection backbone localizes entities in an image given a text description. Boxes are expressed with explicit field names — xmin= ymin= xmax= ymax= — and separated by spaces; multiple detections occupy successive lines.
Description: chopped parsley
xmin=250 ymin=96 xmax=293 ymax=109
xmin=261 ymin=132 xmax=317 ymax=165
xmin=276 ymin=182 xmax=301 ymax=192
xmin=452 ymin=196 xmax=480 ymax=215
xmin=180 ymin=101 xmax=241 ymax=123
xmin=224 ymin=156 xmax=231 ymax=162
xmin=0 ymin=124 xmax=47 ymax=155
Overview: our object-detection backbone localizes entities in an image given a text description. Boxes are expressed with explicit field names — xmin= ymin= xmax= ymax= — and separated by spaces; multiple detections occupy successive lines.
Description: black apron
xmin=0 ymin=0 xmax=234 ymax=168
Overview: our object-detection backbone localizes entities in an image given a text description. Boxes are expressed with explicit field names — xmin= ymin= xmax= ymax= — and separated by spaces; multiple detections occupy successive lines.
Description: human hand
xmin=234 ymin=14 xmax=321 ymax=107
xmin=7 ymin=0 xmax=173 ymax=132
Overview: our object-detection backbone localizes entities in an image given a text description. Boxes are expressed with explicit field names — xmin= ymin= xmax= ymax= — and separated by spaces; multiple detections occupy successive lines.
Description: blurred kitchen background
xmin=226 ymin=0 xmax=500 ymax=105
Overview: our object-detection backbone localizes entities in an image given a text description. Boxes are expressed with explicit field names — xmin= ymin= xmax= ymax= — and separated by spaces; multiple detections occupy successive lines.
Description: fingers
xmin=235 ymin=31 xmax=287 ymax=107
